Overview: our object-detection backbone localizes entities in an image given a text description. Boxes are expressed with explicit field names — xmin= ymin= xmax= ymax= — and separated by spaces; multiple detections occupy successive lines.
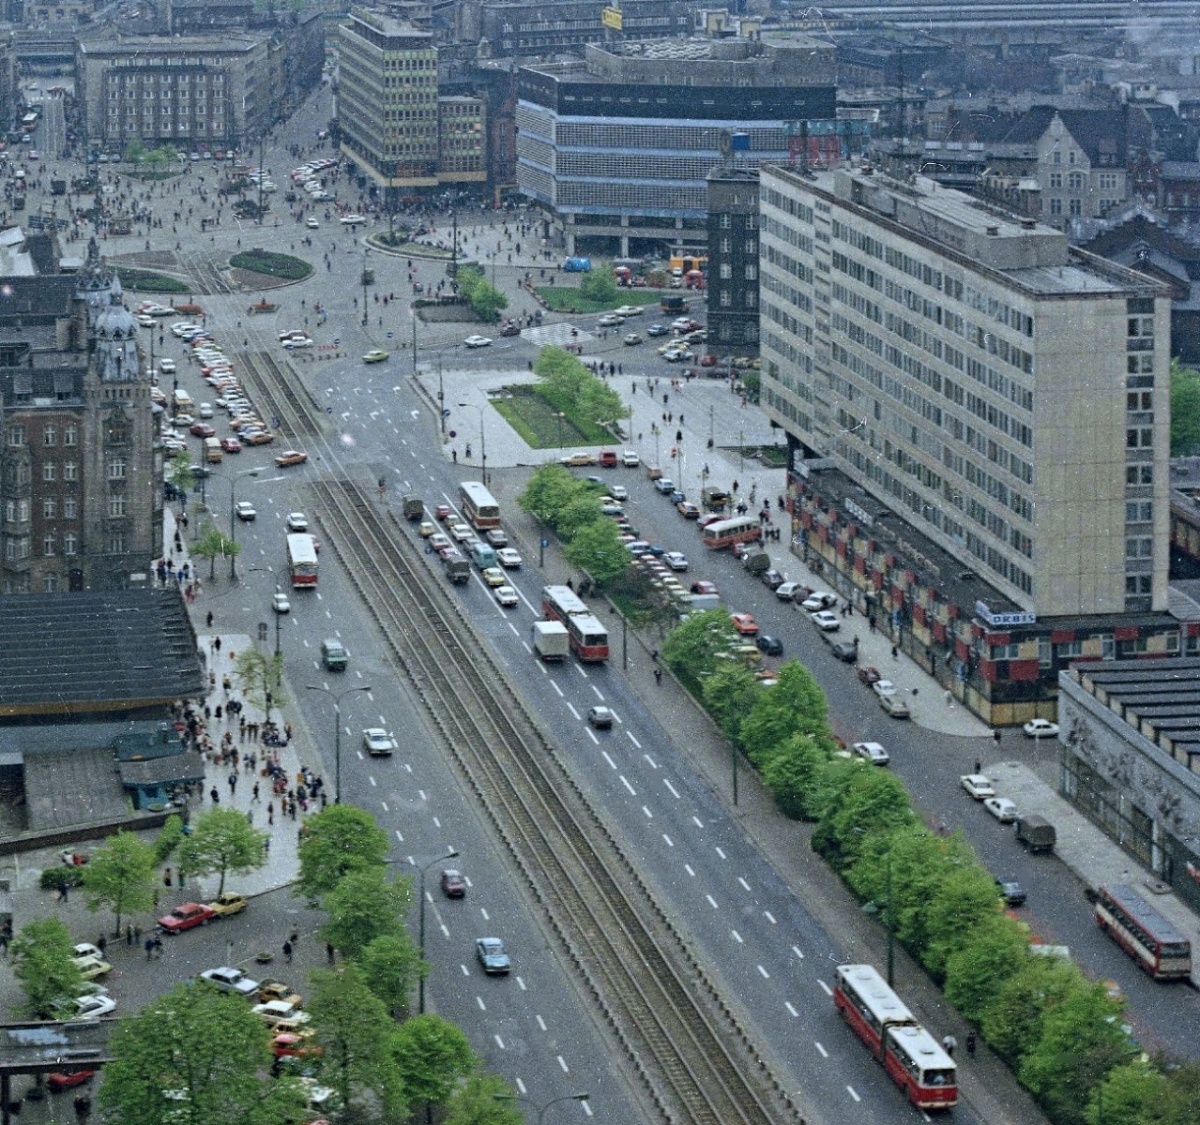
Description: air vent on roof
xmin=1021 ymin=219 xmax=1036 ymax=229
xmin=958 ymin=571 xmax=977 ymax=581
xmin=986 ymin=225 xmax=999 ymax=236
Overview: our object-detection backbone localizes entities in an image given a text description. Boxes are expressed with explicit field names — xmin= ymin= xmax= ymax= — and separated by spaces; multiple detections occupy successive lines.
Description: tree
xmin=1171 ymin=358 xmax=1200 ymax=456
xmin=389 ymin=1014 xmax=477 ymax=1115
xmin=10 ymin=918 xmax=83 ymax=1019
xmin=943 ymin=913 xmax=1030 ymax=1023
xmin=81 ymin=830 xmax=157 ymax=935
xmin=737 ymin=661 xmax=835 ymax=765
xmin=233 ymin=648 xmax=286 ymax=716
xmin=358 ymin=933 xmax=425 ymax=1016
xmin=1158 ymin=1060 xmax=1200 ymax=1125
xmin=297 ymin=805 xmax=390 ymax=900
xmin=153 ymin=814 xmax=186 ymax=865
xmin=554 ymin=495 xmax=604 ymax=541
xmin=177 ymin=807 xmax=267 ymax=896
xmin=919 ymin=860 xmax=1008 ymax=981
xmin=980 ymin=952 xmax=1084 ymax=1068
xmin=124 ymin=139 xmax=147 ymax=166
xmin=1086 ymin=1058 xmax=1169 ymax=1125
xmin=663 ymin=609 xmax=738 ymax=683
xmin=166 ymin=450 xmax=197 ymax=499
xmin=579 ymin=271 xmax=619 ymax=306
xmin=564 ymin=517 xmax=629 ymax=582
xmin=99 ymin=981 xmax=302 ymax=1125
xmin=443 ymin=1074 xmax=524 ymax=1125
xmin=759 ymin=731 xmax=829 ymax=820
xmin=701 ymin=661 xmax=762 ymax=745
xmin=191 ymin=523 xmax=234 ymax=581
xmin=810 ymin=768 xmax=917 ymax=870
xmin=307 ymin=966 xmax=403 ymax=1120
xmin=518 ymin=463 xmax=583 ymax=522
xmin=319 ymin=867 xmax=412 ymax=960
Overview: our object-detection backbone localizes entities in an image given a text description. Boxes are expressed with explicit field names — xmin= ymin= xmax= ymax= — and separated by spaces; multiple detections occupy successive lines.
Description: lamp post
xmin=304 ymin=683 xmax=372 ymax=805
xmin=494 ymin=1092 xmax=589 ymax=1124
xmin=859 ymin=828 xmax=926 ymax=987
xmin=402 ymin=849 xmax=459 ymax=1015
xmin=457 ymin=401 xmax=487 ymax=485
xmin=362 ymin=248 xmax=370 ymax=327
xmin=249 ymin=566 xmax=281 ymax=657
xmin=226 ymin=468 xmax=261 ymax=581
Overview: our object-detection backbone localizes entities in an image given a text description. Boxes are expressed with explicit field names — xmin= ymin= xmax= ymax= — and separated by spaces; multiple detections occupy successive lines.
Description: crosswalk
xmin=524 ymin=323 xmax=593 ymax=348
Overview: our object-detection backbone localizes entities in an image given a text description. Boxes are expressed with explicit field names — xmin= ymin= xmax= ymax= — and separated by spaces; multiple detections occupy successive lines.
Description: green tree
xmin=663 ymin=609 xmax=738 ymax=683
xmin=1171 ymin=358 xmax=1200 ymax=456
xmin=99 ymin=981 xmax=302 ymax=1125
xmin=701 ymin=661 xmax=762 ymax=744
xmin=810 ymin=767 xmax=917 ymax=870
xmin=518 ymin=463 xmax=584 ymax=523
xmin=233 ymin=648 xmax=286 ymax=716
xmin=81 ymin=830 xmax=157 ymax=935
xmin=1158 ymin=1059 xmax=1200 ymax=1125
xmin=307 ymin=965 xmax=403 ymax=1119
xmin=980 ymin=952 xmax=1084 ymax=1068
xmin=759 ymin=731 xmax=829 ymax=819
xmin=919 ymin=860 xmax=1007 ymax=980
xmin=564 ymin=517 xmax=629 ymax=581
xmin=943 ymin=913 xmax=1030 ymax=1023
xmin=124 ymin=139 xmax=147 ymax=166
xmin=576 ymin=376 xmax=627 ymax=427
xmin=297 ymin=805 xmax=391 ymax=900
xmin=319 ymin=867 xmax=412 ymax=960
xmin=579 ymin=271 xmax=619 ymax=306
xmin=153 ymin=814 xmax=186 ymax=865
xmin=1086 ymin=1058 xmax=1169 ymax=1125
xmin=443 ymin=1074 xmax=525 ymax=1125
xmin=554 ymin=495 xmax=604 ymax=541
xmin=389 ymin=1014 xmax=477 ymax=1116
xmin=166 ymin=449 xmax=197 ymax=498
xmin=10 ymin=918 xmax=84 ymax=1019
xmin=737 ymin=661 xmax=835 ymax=766
xmin=1018 ymin=981 xmax=1134 ymax=1125
xmin=358 ymin=933 xmax=425 ymax=1015
xmin=191 ymin=523 xmax=234 ymax=581
xmin=177 ymin=807 xmax=267 ymax=896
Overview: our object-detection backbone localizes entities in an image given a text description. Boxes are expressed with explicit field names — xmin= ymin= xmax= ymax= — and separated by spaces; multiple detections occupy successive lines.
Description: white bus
xmin=459 ymin=480 xmax=500 ymax=530
xmin=701 ymin=515 xmax=762 ymax=550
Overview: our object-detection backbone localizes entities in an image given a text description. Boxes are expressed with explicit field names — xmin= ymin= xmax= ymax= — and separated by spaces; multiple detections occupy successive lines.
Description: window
xmin=107 ymin=493 xmax=126 ymax=518
xmin=106 ymin=534 xmax=125 ymax=553
xmin=42 ymin=462 xmax=56 ymax=482
xmin=744 ymin=264 xmax=757 ymax=280
xmin=1125 ymin=536 xmax=1153 ymax=559
xmin=7 ymin=425 xmax=25 ymax=446
xmin=1126 ymin=465 xmax=1153 ymax=485
xmin=719 ymin=214 xmax=731 ymax=228
xmin=1069 ymin=199 xmax=1082 ymax=216
xmin=42 ymin=574 xmax=58 ymax=593
xmin=42 ymin=532 xmax=55 ymax=556
xmin=42 ymin=499 xmax=56 ymax=519
xmin=1127 ymin=391 xmax=1153 ymax=411
xmin=107 ymin=457 xmax=127 ymax=480
xmin=744 ymin=239 xmax=757 ymax=255
xmin=42 ymin=425 xmax=56 ymax=446
xmin=1125 ymin=575 xmax=1152 ymax=595
xmin=1049 ymin=198 xmax=1063 ymax=216
xmin=64 ymin=423 xmax=77 ymax=447
xmin=63 ymin=532 xmax=77 ymax=555
xmin=63 ymin=496 xmax=77 ymax=519
xmin=63 ymin=461 xmax=77 ymax=481
xmin=719 ymin=263 xmax=732 ymax=279
xmin=720 ymin=289 xmax=731 ymax=307
xmin=1126 ymin=427 xmax=1153 ymax=448
xmin=1125 ymin=501 xmax=1153 ymax=522
xmin=1049 ymin=172 xmax=1062 ymax=188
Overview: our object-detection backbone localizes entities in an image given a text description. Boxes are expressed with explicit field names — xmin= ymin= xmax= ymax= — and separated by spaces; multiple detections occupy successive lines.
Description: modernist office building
xmin=759 ymin=163 xmax=1178 ymax=722
xmin=516 ymin=35 xmax=835 ymax=257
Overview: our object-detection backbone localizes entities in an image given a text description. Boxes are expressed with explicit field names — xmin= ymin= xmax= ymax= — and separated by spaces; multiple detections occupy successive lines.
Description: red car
xmin=440 ymin=869 xmax=467 ymax=898
xmin=690 ymin=580 xmax=719 ymax=595
xmin=857 ymin=666 xmax=882 ymax=686
xmin=700 ymin=354 xmax=718 ymax=367
xmin=272 ymin=1033 xmax=322 ymax=1059
xmin=730 ymin=613 xmax=759 ymax=635
xmin=189 ymin=422 xmax=216 ymax=438
xmin=48 ymin=1071 xmax=94 ymax=1093
xmin=435 ymin=503 xmax=452 ymax=521
xmin=157 ymin=902 xmax=216 ymax=934
xmin=221 ymin=437 xmax=242 ymax=453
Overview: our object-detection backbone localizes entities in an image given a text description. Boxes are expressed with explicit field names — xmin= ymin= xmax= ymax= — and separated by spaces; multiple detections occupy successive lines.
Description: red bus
xmin=287 ymin=534 xmax=318 ymax=589
xmin=1095 ymin=884 xmax=1192 ymax=980
xmin=701 ymin=515 xmax=762 ymax=550
xmin=833 ymin=964 xmax=957 ymax=1111
xmin=541 ymin=585 xmax=609 ymax=662
xmin=459 ymin=481 xmax=500 ymax=531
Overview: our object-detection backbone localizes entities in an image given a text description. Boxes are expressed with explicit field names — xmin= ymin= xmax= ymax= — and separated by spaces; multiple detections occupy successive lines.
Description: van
xmin=173 ymin=388 xmax=194 ymax=410
xmin=320 ymin=639 xmax=348 ymax=671
xmin=1015 ymin=815 xmax=1056 ymax=854
xmin=470 ymin=541 xmax=497 ymax=569
xmin=599 ymin=450 xmax=618 ymax=469
xmin=204 ymin=437 xmax=223 ymax=463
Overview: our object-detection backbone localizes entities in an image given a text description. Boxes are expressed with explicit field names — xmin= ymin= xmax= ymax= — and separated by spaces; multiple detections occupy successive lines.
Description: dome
xmin=94 ymin=294 xmax=138 ymax=341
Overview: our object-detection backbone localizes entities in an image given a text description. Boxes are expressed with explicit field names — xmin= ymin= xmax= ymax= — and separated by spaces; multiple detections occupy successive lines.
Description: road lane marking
xmin=815 ymin=1042 xmax=828 ymax=1057
xmin=565 ymin=702 xmax=580 ymax=720
xmin=764 ymin=911 xmax=776 ymax=924
xmin=818 ymin=979 xmax=832 ymax=996
xmin=536 ymin=1015 xmax=547 ymax=1031
xmin=732 ymin=930 xmax=743 ymax=944
xmin=786 ymin=1002 xmax=799 ymax=1017
xmin=663 ymin=834 xmax=673 ymax=847
xmin=642 ymin=806 xmax=653 ymax=818
xmin=738 ymin=877 xmax=751 ymax=891
xmin=706 ymin=894 xmax=718 ymax=908
xmin=715 ymin=847 xmax=726 ymax=859
xmin=557 ymin=1056 xmax=569 ymax=1073
xmin=692 ymin=816 xmax=704 ymax=828
xmin=663 ymin=779 xmax=679 ymax=798
xmin=627 ymin=733 xmax=642 ymax=749
xmin=792 ymin=945 xmax=805 ymax=960
xmin=757 ymin=965 xmax=770 ymax=979
xmin=847 ymin=1087 xmax=860 ymax=1103
xmin=620 ymin=776 xmax=636 ymax=795
xmin=601 ymin=751 xmax=616 ymax=769
xmin=684 ymin=864 xmax=694 ymax=877
xmin=551 ymin=681 xmax=564 ymax=697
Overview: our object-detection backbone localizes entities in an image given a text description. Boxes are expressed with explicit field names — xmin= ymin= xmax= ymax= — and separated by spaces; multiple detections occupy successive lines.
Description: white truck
xmin=531 ymin=620 xmax=569 ymax=662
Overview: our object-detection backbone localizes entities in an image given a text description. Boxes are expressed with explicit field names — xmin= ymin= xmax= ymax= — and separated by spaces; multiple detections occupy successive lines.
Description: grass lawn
xmin=536 ymin=287 xmax=663 ymax=315
xmin=230 ymin=250 xmax=313 ymax=281
xmin=491 ymin=385 xmax=614 ymax=448
xmin=114 ymin=267 xmax=190 ymax=293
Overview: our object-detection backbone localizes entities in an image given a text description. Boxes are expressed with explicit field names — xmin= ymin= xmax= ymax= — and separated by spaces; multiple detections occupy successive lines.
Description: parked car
xmin=158 ymin=902 xmax=216 ymax=933
xmin=1023 ymin=719 xmax=1060 ymax=739
xmin=208 ymin=892 xmax=248 ymax=918
xmin=857 ymin=666 xmax=881 ymax=686
xmin=756 ymin=635 xmax=783 ymax=656
xmin=664 ymin=551 xmax=688 ymax=571
xmin=775 ymin=581 xmax=806 ymax=602
xmin=829 ymin=640 xmax=859 ymax=663
xmin=984 ymin=797 xmax=1019 ymax=823
xmin=760 ymin=569 xmax=786 ymax=590
xmin=730 ymin=613 xmax=759 ymax=635
xmin=878 ymin=695 xmax=910 ymax=719
xmin=853 ymin=741 xmax=890 ymax=766
xmin=463 ymin=335 xmax=492 ymax=348
xmin=275 ymin=450 xmax=308 ymax=467
xmin=810 ymin=610 xmax=840 ymax=632
xmin=996 ymin=878 xmax=1027 ymax=907
xmin=961 ymin=774 xmax=996 ymax=800
xmin=201 ymin=967 xmax=261 ymax=997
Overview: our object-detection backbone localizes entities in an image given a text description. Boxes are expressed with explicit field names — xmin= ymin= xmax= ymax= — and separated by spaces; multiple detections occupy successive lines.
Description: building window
xmin=42 ymin=462 xmax=56 ymax=482
xmin=107 ymin=493 xmax=126 ymax=518
xmin=107 ymin=534 xmax=126 ymax=554
xmin=7 ymin=425 xmax=25 ymax=446
xmin=720 ymin=289 xmax=731 ymax=307
xmin=720 ymin=263 xmax=732 ymax=279
xmin=1049 ymin=198 xmax=1063 ymax=215
xmin=42 ymin=574 xmax=57 ymax=593
xmin=1125 ymin=536 xmax=1153 ymax=558
xmin=1049 ymin=172 xmax=1062 ymax=188
xmin=43 ymin=532 xmax=55 ymax=556
xmin=719 ymin=214 xmax=731 ymax=228
xmin=107 ymin=457 xmax=127 ymax=480
xmin=744 ymin=264 xmax=757 ymax=280
xmin=1126 ymin=427 xmax=1154 ymax=448
xmin=64 ymin=532 xmax=77 ymax=555
xmin=1069 ymin=198 xmax=1082 ymax=216
xmin=63 ymin=496 xmax=77 ymax=519
xmin=1125 ymin=575 xmax=1152 ymax=595
xmin=43 ymin=499 xmax=56 ymax=519
xmin=64 ymin=423 xmax=77 ymax=446
xmin=1126 ymin=464 xmax=1153 ymax=485
xmin=42 ymin=425 xmax=56 ymax=446
xmin=63 ymin=461 xmax=77 ymax=482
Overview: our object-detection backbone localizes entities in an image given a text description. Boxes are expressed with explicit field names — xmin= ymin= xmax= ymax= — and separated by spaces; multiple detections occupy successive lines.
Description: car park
xmin=275 ymin=450 xmax=308 ymax=467
xmin=879 ymin=695 xmax=910 ymax=719
xmin=609 ymin=484 xmax=628 ymax=500
xmin=72 ymin=955 xmax=112 ymax=981
xmin=257 ymin=980 xmax=304 ymax=1008
xmin=235 ymin=501 xmax=256 ymax=521
xmin=853 ymin=741 xmax=890 ymax=766
xmin=730 ymin=613 xmax=759 ymax=635
xmin=252 ymin=1000 xmax=310 ymax=1026
xmin=961 ymin=774 xmax=996 ymax=800
xmin=74 ymin=995 xmax=116 ymax=1019
xmin=1023 ymin=719 xmax=1060 ymax=739
xmin=272 ymin=592 xmax=290 ymax=614
xmin=244 ymin=431 xmax=275 ymax=446
xmin=158 ymin=902 xmax=216 ymax=933
xmin=494 ymin=585 xmax=519 ymax=607
xmin=463 ymin=335 xmax=492 ymax=348
xmin=690 ymin=580 xmax=719 ymax=596
xmin=984 ymin=797 xmax=1019 ymax=823
xmin=201 ymin=967 xmax=261 ymax=997
xmin=221 ymin=437 xmax=242 ymax=454
xmin=587 ymin=705 xmax=614 ymax=729
xmin=810 ymin=610 xmax=840 ymax=631
xmin=496 ymin=548 xmax=523 ymax=569
xmin=756 ymin=635 xmax=783 ymax=656
xmin=285 ymin=513 xmax=308 ymax=532
xmin=362 ymin=729 xmax=396 ymax=756
xmin=475 ymin=937 xmax=512 ymax=975
xmin=208 ymin=892 xmax=248 ymax=917
xmin=871 ymin=679 xmax=897 ymax=698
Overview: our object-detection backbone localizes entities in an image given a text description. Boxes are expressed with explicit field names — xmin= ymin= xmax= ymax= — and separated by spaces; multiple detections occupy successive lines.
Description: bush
xmin=229 ymin=249 xmax=312 ymax=281
xmin=153 ymin=814 xmax=185 ymax=864
xmin=40 ymin=866 xmax=84 ymax=891
xmin=114 ymin=267 xmax=191 ymax=294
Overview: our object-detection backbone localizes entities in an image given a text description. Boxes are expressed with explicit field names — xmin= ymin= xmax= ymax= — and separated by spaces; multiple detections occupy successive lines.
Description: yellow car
xmin=363 ymin=349 xmax=390 ymax=364
xmin=481 ymin=567 xmax=507 ymax=587
xmin=257 ymin=980 xmax=304 ymax=1008
xmin=208 ymin=892 xmax=248 ymax=918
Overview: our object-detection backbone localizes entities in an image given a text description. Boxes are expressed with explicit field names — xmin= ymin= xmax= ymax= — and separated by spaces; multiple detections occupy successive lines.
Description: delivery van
xmin=173 ymin=388 xmax=194 ymax=410
xmin=204 ymin=436 xmax=223 ymax=463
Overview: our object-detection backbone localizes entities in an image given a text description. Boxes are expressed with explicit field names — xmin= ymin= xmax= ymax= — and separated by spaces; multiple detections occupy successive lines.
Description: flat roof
xmin=1068 ymin=659 xmax=1200 ymax=754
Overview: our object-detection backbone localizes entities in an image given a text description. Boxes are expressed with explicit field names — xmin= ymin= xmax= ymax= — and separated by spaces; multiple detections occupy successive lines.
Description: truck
xmin=443 ymin=555 xmax=470 ymax=584
xmin=701 ymin=486 xmax=729 ymax=513
xmin=470 ymin=541 xmax=497 ymax=569
xmin=1015 ymin=814 xmax=1056 ymax=854
xmin=562 ymin=257 xmax=592 ymax=272
xmin=532 ymin=621 xmax=569 ymax=662
xmin=402 ymin=494 xmax=424 ymax=521
xmin=50 ymin=178 xmax=66 ymax=196
xmin=741 ymin=550 xmax=771 ymax=576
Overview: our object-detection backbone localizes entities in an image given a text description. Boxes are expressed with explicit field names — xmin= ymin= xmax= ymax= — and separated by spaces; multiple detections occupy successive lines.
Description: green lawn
xmin=114 ymin=267 xmax=190 ymax=293
xmin=491 ymin=385 xmax=614 ymax=448
xmin=536 ymin=287 xmax=663 ymax=314
xmin=229 ymin=250 xmax=313 ymax=281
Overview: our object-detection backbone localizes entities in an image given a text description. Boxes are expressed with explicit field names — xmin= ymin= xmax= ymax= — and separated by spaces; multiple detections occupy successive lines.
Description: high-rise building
xmin=759 ymin=163 xmax=1175 ymax=721
xmin=706 ymin=167 xmax=760 ymax=353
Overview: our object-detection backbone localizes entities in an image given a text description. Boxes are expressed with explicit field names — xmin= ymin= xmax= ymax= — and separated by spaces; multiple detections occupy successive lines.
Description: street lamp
xmin=401 ymin=849 xmax=459 ymax=1015
xmin=225 ymin=468 xmax=261 ymax=581
xmin=457 ymin=401 xmax=487 ymax=485
xmin=305 ymin=683 xmax=372 ymax=805
xmin=494 ymin=1093 xmax=589 ymax=1123
xmin=249 ymin=566 xmax=281 ymax=657
xmin=859 ymin=828 xmax=926 ymax=986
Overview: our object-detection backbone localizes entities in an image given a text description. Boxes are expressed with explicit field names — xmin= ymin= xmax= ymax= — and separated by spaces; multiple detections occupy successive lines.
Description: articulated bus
xmin=701 ymin=515 xmax=763 ymax=550
xmin=459 ymin=480 xmax=500 ymax=531
xmin=286 ymin=534 xmax=319 ymax=589
xmin=1095 ymin=884 xmax=1192 ymax=980
xmin=541 ymin=585 xmax=609 ymax=662
xmin=833 ymin=964 xmax=958 ymax=1111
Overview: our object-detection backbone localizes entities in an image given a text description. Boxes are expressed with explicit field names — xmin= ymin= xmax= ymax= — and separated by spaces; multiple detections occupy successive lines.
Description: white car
xmin=614 ymin=305 xmax=643 ymax=318
xmin=664 ymin=552 xmax=688 ymax=572
xmin=464 ymin=335 xmax=492 ymax=349
xmin=339 ymin=214 xmax=366 ymax=225
xmin=800 ymin=592 xmax=837 ymax=611
xmin=853 ymin=741 xmax=890 ymax=766
xmin=272 ymin=591 xmax=290 ymax=614
xmin=200 ymin=966 xmax=261 ymax=996
xmin=961 ymin=774 xmax=996 ymax=800
xmin=1023 ymin=719 xmax=1060 ymax=739
xmin=621 ymin=450 xmax=640 ymax=467
xmin=306 ymin=217 xmax=320 ymax=228
xmin=362 ymin=729 xmax=396 ymax=756
xmin=494 ymin=585 xmax=519 ymax=607
xmin=283 ymin=336 xmax=313 ymax=350
xmin=596 ymin=313 xmax=622 ymax=327
xmin=74 ymin=994 xmax=116 ymax=1019
xmin=871 ymin=679 xmax=897 ymax=699
xmin=235 ymin=501 xmax=256 ymax=521
xmin=496 ymin=548 xmax=523 ymax=569
xmin=810 ymin=610 xmax=840 ymax=632
xmin=286 ymin=513 xmax=309 ymax=532
xmin=159 ymin=358 xmax=177 ymax=374
xmin=776 ymin=582 xmax=804 ymax=601
xmin=609 ymin=485 xmax=628 ymax=501
xmin=198 ymin=403 xmax=214 ymax=419
xmin=984 ymin=797 xmax=1019 ymax=823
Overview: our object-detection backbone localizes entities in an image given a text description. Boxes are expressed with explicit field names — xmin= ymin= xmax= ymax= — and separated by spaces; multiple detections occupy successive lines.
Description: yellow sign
xmin=601 ymin=6 xmax=623 ymax=30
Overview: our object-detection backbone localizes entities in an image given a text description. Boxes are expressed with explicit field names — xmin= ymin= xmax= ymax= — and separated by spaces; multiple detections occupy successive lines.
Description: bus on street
xmin=1095 ymin=884 xmax=1192 ymax=980
xmin=541 ymin=585 xmax=609 ymax=662
xmin=287 ymin=534 xmax=318 ymax=589
xmin=702 ymin=515 xmax=762 ymax=550
xmin=460 ymin=480 xmax=500 ymax=531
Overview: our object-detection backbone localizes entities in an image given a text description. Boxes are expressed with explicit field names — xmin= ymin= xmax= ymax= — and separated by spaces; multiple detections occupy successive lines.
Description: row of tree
xmin=519 ymin=462 xmax=629 ymax=582
xmin=661 ymin=611 xmax=1200 ymax=1125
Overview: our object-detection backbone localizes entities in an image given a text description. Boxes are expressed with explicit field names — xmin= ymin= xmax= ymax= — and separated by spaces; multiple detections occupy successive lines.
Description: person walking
xmin=942 ymin=1034 xmax=957 ymax=1057
xmin=282 ymin=939 xmax=293 ymax=964
xmin=654 ymin=666 xmax=663 ymax=687
xmin=965 ymin=1031 xmax=976 ymax=1058
xmin=145 ymin=936 xmax=155 ymax=961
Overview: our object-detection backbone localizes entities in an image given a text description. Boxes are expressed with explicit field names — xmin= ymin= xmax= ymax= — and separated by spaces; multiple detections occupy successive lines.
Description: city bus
xmin=20 ymin=112 xmax=38 ymax=133
xmin=541 ymin=585 xmax=609 ymax=662
xmin=459 ymin=480 xmax=500 ymax=531
xmin=833 ymin=964 xmax=958 ymax=1111
xmin=286 ymin=534 xmax=319 ymax=589
xmin=1095 ymin=884 xmax=1192 ymax=980
xmin=701 ymin=515 xmax=762 ymax=550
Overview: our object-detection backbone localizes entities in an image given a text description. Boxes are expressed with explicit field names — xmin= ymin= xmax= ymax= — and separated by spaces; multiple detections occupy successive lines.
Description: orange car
xmin=274 ymin=449 xmax=308 ymax=467
xmin=730 ymin=613 xmax=759 ymax=635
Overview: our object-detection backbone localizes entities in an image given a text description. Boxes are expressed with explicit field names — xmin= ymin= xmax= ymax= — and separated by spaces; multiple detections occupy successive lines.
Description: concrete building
xmin=516 ymin=35 xmax=836 ymax=258
xmin=705 ymin=167 xmax=760 ymax=353
xmin=0 ymin=242 xmax=161 ymax=594
xmin=759 ymin=163 xmax=1176 ymax=722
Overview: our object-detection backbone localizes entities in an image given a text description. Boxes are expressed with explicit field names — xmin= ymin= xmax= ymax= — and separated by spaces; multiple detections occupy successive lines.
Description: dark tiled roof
xmin=0 ymin=276 xmax=76 ymax=321
xmin=1001 ymin=105 xmax=1128 ymax=167
xmin=0 ymin=589 xmax=206 ymax=717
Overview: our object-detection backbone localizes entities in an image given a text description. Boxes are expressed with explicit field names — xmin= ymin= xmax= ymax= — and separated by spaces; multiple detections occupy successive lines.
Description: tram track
xmin=309 ymin=474 xmax=801 ymax=1125
xmin=238 ymin=350 xmax=322 ymax=440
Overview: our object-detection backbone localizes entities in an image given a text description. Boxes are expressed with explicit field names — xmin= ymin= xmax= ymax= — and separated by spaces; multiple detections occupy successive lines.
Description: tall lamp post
xmin=457 ymin=401 xmax=487 ymax=485
xmin=226 ymin=467 xmax=261 ymax=581
xmin=249 ymin=566 xmax=282 ymax=657
xmin=494 ymin=1092 xmax=590 ymax=1123
xmin=403 ymin=849 xmax=459 ymax=1014
xmin=859 ymin=828 xmax=926 ymax=986
xmin=305 ymin=683 xmax=372 ymax=805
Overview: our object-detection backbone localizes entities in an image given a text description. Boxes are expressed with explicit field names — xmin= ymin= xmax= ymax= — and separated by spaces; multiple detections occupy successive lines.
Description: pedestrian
xmin=210 ymin=786 xmax=220 ymax=804
xmin=213 ymin=636 xmax=221 ymax=654
xmin=252 ymin=781 xmax=260 ymax=802
xmin=891 ymin=644 xmax=898 ymax=659
xmin=206 ymin=612 xmax=213 ymax=628
xmin=57 ymin=882 xmax=69 ymax=903
xmin=163 ymin=867 xmax=172 ymax=887
xmin=289 ymin=926 xmax=299 ymax=945
xmin=326 ymin=942 xmax=335 ymax=963
xmin=267 ymin=801 xmax=274 ymax=825
xmin=994 ymin=729 xmax=1002 ymax=746
xmin=974 ymin=759 xmax=981 ymax=774
xmin=282 ymin=940 xmax=293 ymax=964
xmin=145 ymin=937 xmax=155 ymax=961
xmin=942 ymin=1034 xmax=956 ymax=1057
xmin=154 ymin=937 xmax=163 ymax=959
xmin=654 ymin=666 xmax=663 ymax=687
xmin=126 ymin=923 xmax=134 ymax=946
xmin=966 ymin=1031 xmax=976 ymax=1058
